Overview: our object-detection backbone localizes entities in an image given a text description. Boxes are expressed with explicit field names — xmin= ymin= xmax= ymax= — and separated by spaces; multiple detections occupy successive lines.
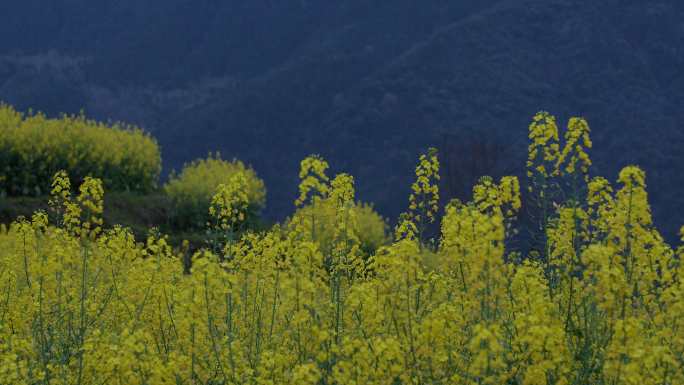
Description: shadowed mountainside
xmin=1 ymin=0 xmax=682 ymax=239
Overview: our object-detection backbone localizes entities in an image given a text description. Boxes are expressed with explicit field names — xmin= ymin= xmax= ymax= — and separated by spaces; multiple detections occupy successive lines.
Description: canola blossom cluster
xmin=164 ymin=154 xmax=266 ymax=229
xmin=288 ymin=154 xmax=389 ymax=258
xmin=0 ymin=104 xmax=161 ymax=196
xmin=0 ymin=112 xmax=683 ymax=385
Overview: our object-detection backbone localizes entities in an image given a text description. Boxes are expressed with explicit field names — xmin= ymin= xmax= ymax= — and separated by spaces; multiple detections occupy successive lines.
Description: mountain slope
xmin=1 ymin=0 xmax=682 ymax=239
xmin=161 ymin=0 xmax=684 ymax=238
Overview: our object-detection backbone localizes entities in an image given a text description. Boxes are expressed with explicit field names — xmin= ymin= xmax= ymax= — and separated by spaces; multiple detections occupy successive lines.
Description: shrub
xmin=287 ymin=154 xmax=389 ymax=256
xmin=164 ymin=154 xmax=266 ymax=229
xmin=287 ymin=200 xmax=389 ymax=256
xmin=0 ymin=103 xmax=161 ymax=195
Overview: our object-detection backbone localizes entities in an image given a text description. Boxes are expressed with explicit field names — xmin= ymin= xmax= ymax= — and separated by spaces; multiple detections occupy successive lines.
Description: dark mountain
xmin=1 ymin=0 xmax=683 ymax=240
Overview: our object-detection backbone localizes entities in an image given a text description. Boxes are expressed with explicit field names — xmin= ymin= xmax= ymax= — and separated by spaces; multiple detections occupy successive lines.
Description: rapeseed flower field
xmin=0 ymin=111 xmax=682 ymax=384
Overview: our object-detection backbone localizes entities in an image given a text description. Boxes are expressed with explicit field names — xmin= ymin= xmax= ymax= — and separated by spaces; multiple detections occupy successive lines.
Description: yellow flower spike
xmin=555 ymin=117 xmax=592 ymax=179
xmin=406 ymin=147 xmax=439 ymax=244
xmin=295 ymin=154 xmax=330 ymax=207
xmin=209 ymin=172 xmax=251 ymax=232
xmin=473 ymin=176 xmax=499 ymax=213
xmin=49 ymin=170 xmax=72 ymax=202
xmin=547 ymin=205 xmax=589 ymax=272
xmin=586 ymin=176 xmax=615 ymax=241
xmin=499 ymin=175 xmax=521 ymax=213
xmin=527 ymin=111 xmax=560 ymax=180
xmin=327 ymin=173 xmax=365 ymax=275
xmin=612 ymin=166 xmax=653 ymax=236
xmin=77 ymin=176 xmax=105 ymax=239
xmin=394 ymin=212 xmax=418 ymax=241
xmin=30 ymin=211 xmax=49 ymax=232
xmin=329 ymin=173 xmax=355 ymax=210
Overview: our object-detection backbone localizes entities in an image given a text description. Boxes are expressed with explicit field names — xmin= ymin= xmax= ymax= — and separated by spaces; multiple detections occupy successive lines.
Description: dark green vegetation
xmin=0 ymin=192 xmax=243 ymax=248
xmin=1 ymin=0 xmax=682 ymax=240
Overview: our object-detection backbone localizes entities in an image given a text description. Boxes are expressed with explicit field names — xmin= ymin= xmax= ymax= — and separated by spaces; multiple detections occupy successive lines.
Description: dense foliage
xmin=0 ymin=112 xmax=682 ymax=384
xmin=164 ymin=154 xmax=266 ymax=229
xmin=0 ymin=104 xmax=161 ymax=196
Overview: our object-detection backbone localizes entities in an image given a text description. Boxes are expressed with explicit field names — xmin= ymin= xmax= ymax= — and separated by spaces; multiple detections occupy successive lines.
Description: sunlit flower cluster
xmin=0 ymin=103 xmax=161 ymax=195
xmin=555 ymin=117 xmax=592 ymax=179
xmin=407 ymin=147 xmax=440 ymax=243
xmin=164 ymin=154 xmax=266 ymax=229
xmin=209 ymin=172 xmax=251 ymax=231
xmin=527 ymin=111 xmax=560 ymax=181
xmin=288 ymin=155 xmax=389 ymax=257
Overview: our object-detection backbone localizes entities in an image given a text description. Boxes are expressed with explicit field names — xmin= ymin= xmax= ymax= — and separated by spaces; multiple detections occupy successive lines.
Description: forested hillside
xmin=1 ymin=0 xmax=682 ymax=239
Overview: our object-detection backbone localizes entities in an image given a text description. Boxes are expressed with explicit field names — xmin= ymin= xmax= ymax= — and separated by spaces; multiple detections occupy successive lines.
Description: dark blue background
xmin=1 ymin=0 xmax=682 ymax=240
